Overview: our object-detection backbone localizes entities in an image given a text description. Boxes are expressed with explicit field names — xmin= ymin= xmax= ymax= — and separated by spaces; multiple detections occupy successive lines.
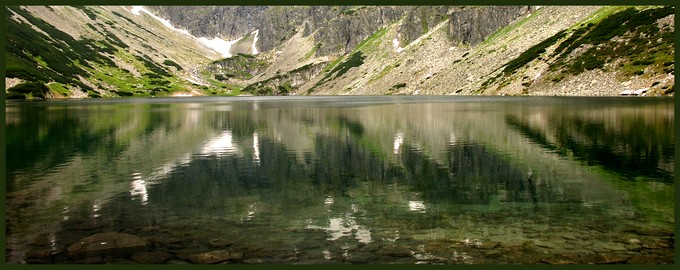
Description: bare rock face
xmin=67 ymin=232 xmax=150 ymax=259
xmin=448 ymin=6 xmax=533 ymax=45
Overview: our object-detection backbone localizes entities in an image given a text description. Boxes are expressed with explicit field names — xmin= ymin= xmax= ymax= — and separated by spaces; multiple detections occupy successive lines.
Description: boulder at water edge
xmin=67 ymin=232 xmax=149 ymax=259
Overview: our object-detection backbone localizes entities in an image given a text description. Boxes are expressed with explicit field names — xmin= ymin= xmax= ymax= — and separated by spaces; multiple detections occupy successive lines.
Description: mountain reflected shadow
xmin=505 ymin=103 xmax=674 ymax=182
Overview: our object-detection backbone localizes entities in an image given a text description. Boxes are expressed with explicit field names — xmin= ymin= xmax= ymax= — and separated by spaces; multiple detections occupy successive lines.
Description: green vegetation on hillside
xmin=309 ymin=51 xmax=365 ymax=94
xmin=309 ymin=27 xmax=384 ymax=93
xmin=550 ymin=6 xmax=674 ymax=78
xmin=5 ymin=6 xmax=108 ymax=90
xmin=354 ymin=27 xmax=388 ymax=53
xmin=241 ymin=73 xmax=295 ymax=96
xmin=5 ymin=6 xmax=199 ymax=98
xmin=502 ymin=30 xmax=566 ymax=75
xmin=163 ymin=60 xmax=184 ymax=71
xmin=484 ymin=6 xmax=674 ymax=90
xmin=6 ymin=82 xmax=49 ymax=99
xmin=326 ymin=52 xmax=366 ymax=80
xmin=73 ymin=6 xmax=98 ymax=21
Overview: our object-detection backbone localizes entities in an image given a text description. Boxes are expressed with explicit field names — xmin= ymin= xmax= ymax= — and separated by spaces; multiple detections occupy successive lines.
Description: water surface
xmin=5 ymin=96 xmax=674 ymax=264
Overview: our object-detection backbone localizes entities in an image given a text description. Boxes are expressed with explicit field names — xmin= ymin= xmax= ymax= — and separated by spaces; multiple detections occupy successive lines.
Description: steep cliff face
xmin=448 ymin=6 xmax=534 ymax=45
xmin=147 ymin=6 xmax=463 ymax=57
xmin=145 ymin=6 xmax=266 ymax=41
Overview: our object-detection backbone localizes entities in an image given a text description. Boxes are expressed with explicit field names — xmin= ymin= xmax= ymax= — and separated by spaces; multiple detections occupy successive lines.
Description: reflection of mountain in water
xmin=505 ymin=106 xmax=674 ymax=182
xmin=5 ymin=97 xmax=674 ymax=263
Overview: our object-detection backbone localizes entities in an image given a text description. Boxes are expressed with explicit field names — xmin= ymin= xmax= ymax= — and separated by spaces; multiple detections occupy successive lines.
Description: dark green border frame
xmin=1 ymin=0 xmax=677 ymax=269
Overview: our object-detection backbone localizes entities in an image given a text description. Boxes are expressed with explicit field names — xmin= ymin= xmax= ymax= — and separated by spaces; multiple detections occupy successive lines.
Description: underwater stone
xmin=132 ymin=251 xmax=175 ymax=264
xmin=185 ymin=250 xmax=231 ymax=264
xmin=67 ymin=232 xmax=150 ymax=259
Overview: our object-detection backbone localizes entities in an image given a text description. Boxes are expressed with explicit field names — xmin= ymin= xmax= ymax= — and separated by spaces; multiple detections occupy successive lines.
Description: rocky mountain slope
xmin=4 ymin=5 xmax=674 ymax=99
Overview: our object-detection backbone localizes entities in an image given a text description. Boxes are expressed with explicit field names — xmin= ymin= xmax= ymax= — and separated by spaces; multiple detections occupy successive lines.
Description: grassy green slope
xmin=5 ymin=6 xmax=215 ymax=99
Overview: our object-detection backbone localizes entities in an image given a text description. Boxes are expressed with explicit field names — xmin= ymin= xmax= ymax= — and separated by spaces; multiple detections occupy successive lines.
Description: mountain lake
xmin=4 ymin=96 xmax=674 ymax=264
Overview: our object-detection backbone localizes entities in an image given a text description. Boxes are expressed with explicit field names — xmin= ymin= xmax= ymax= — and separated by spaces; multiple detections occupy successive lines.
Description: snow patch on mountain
xmin=130 ymin=6 xmax=190 ymax=36
xmin=392 ymin=38 xmax=404 ymax=53
xmin=129 ymin=6 xmax=239 ymax=58
xmin=392 ymin=33 xmax=404 ymax=53
xmin=251 ymin=29 xmax=259 ymax=55
xmin=197 ymin=37 xmax=240 ymax=58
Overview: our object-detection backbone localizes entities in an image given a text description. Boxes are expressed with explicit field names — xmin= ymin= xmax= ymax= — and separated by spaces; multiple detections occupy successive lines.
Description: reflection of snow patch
xmin=449 ymin=133 xmax=457 ymax=146
xmin=393 ymin=132 xmax=404 ymax=154
xmin=130 ymin=172 xmax=148 ymax=205
xmin=324 ymin=217 xmax=371 ymax=243
xmin=253 ymin=132 xmax=260 ymax=164
xmin=245 ymin=203 xmax=256 ymax=221
xmin=306 ymin=213 xmax=372 ymax=244
xmin=92 ymin=200 xmax=101 ymax=218
xmin=201 ymin=131 xmax=240 ymax=156
xmin=408 ymin=200 xmax=426 ymax=213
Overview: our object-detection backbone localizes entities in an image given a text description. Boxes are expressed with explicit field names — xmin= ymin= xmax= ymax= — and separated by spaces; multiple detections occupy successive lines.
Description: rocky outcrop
xmin=207 ymin=54 xmax=270 ymax=81
xmin=149 ymin=6 xmax=532 ymax=56
xmin=312 ymin=7 xmax=404 ymax=56
xmin=448 ymin=6 xmax=533 ymax=45
xmin=145 ymin=6 xmax=266 ymax=41
xmin=397 ymin=6 xmax=450 ymax=45
xmin=242 ymin=61 xmax=328 ymax=95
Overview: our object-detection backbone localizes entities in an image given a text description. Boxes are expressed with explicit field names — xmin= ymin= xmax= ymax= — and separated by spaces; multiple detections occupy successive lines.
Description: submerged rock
xmin=481 ymin=250 xmax=502 ymax=259
xmin=591 ymin=253 xmax=631 ymax=264
xmin=132 ymin=251 xmax=175 ymax=264
xmin=230 ymin=252 xmax=244 ymax=262
xmin=25 ymin=246 xmax=63 ymax=260
xmin=208 ymin=239 xmax=234 ymax=248
xmin=627 ymin=238 xmax=641 ymax=244
xmin=25 ymin=246 xmax=61 ymax=264
xmin=382 ymin=246 xmax=413 ymax=257
xmin=75 ymin=257 xmax=105 ymax=264
xmin=477 ymin=241 xmax=501 ymax=249
xmin=541 ymin=257 xmax=578 ymax=264
xmin=185 ymin=250 xmax=231 ymax=264
xmin=67 ymin=232 xmax=150 ymax=259
xmin=625 ymin=226 xmax=674 ymax=237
